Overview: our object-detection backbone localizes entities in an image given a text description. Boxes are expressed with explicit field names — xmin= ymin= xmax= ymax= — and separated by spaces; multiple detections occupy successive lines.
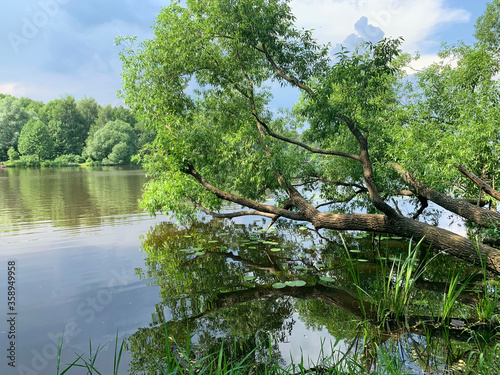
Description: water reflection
xmin=0 ymin=166 xmax=147 ymax=235
xmin=131 ymin=219 xmax=498 ymax=373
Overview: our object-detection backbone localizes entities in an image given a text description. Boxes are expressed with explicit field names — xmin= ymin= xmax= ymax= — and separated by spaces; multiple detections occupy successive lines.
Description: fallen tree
xmin=119 ymin=0 xmax=500 ymax=272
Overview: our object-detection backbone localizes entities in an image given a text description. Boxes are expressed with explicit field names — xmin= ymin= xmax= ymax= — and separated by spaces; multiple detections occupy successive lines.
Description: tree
xmin=89 ymin=104 xmax=138 ymax=137
xmin=76 ymin=97 xmax=100 ymax=134
xmin=0 ymin=96 xmax=31 ymax=160
xmin=119 ymin=0 xmax=500 ymax=272
xmin=84 ymin=119 xmax=137 ymax=164
xmin=18 ymin=120 xmax=54 ymax=161
xmin=475 ymin=0 xmax=500 ymax=52
xmin=39 ymin=96 xmax=88 ymax=156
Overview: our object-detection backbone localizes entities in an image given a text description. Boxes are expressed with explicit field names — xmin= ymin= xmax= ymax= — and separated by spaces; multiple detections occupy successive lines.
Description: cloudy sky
xmin=0 ymin=0 xmax=492 ymax=105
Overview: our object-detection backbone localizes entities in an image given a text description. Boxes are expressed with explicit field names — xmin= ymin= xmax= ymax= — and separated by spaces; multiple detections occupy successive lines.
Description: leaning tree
xmin=119 ymin=0 xmax=500 ymax=272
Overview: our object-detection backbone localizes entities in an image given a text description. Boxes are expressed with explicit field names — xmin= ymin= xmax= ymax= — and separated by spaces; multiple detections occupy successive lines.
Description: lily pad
xmin=391 ymin=236 xmax=403 ymax=240
xmin=293 ymin=265 xmax=306 ymax=270
xmin=270 ymin=248 xmax=281 ymax=252
xmin=244 ymin=275 xmax=256 ymax=281
xmin=353 ymin=235 xmax=364 ymax=239
xmin=248 ymin=246 xmax=256 ymax=249
xmin=316 ymin=263 xmax=325 ymax=268
xmin=349 ymin=249 xmax=361 ymax=253
xmin=195 ymin=251 xmax=205 ymax=256
xmin=285 ymin=280 xmax=307 ymax=287
xmin=207 ymin=240 xmax=218 ymax=243
xmin=272 ymin=282 xmax=287 ymax=289
xmin=263 ymin=241 xmax=279 ymax=245
xmin=184 ymin=235 xmax=192 ymax=238
xmin=320 ymin=276 xmax=336 ymax=282
xmin=299 ymin=226 xmax=308 ymax=230
xmin=357 ymin=259 xmax=369 ymax=262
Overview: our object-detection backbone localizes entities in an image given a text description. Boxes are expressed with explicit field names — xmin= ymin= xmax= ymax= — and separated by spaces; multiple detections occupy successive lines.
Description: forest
xmin=0 ymin=94 xmax=155 ymax=166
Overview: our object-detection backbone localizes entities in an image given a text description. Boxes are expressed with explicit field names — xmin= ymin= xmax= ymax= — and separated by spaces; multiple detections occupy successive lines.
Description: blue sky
xmin=0 ymin=0 xmax=492 ymax=105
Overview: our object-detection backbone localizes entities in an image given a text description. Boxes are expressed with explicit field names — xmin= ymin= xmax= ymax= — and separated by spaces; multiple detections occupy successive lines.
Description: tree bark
xmin=458 ymin=165 xmax=500 ymax=201
xmin=392 ymin=163 xmax=500 ymax=227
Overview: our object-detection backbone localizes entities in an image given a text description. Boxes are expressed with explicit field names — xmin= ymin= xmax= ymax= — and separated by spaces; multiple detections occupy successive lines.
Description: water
xmin=0 ymin=167 xmax=494 ymax=374
xmin=0 ymin=167 xmax=164 ymax=374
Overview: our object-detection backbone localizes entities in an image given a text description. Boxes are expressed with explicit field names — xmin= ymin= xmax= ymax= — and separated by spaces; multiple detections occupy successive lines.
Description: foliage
xmin=7 ymin=146 xmax=19 ymax=161
xmin=76 ymin=97 xmax=100 ymax=134
xmin=84 ymin=119 xmax=138 ymax=164
xmin=476 ymin=0 xmax=500 ymax=52
xmin=40 ymin=95 xmax=88 ymax=156
xmin=54 ymin=154 xmax=84 ymax=164
xmin=18 ymin=119 xmax=55 ymax=161
xmin=119 ymin=0 xmax=329 ymax=220
xmin=389 ymin=43 xmax=500 ymax=197
xmin=0 ymin=96 xmax=30 ymax=160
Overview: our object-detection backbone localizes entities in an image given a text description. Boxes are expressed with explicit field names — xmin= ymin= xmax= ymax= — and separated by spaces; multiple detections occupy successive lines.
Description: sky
xmin=0 ymin=0 xmax=493 ymax=106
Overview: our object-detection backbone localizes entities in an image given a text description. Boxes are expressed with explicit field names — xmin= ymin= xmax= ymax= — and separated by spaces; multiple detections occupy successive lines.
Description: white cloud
xmin=289 ymin=0 xmax=470 ymax=52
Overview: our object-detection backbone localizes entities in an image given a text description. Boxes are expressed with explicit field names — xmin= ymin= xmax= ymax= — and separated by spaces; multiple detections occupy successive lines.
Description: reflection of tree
xmin=130 ymin=219 xmax=500 ymax=374
xmin=0 ymin=167 xmax=146 ymax=232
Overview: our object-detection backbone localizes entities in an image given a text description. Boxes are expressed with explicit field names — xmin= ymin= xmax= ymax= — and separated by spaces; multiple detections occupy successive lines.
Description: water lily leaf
xmin=208 ymin=240 xmax=218 ymax=243
xmin=180 ymin=249 xmax=193 ymax=252
xmin=349 ymin=249 xmax=361 ymax=253
xmin=270 ymin=248 xmax=281 ymax=252
xmin=263 ymin=241 xmax=279 ymax=245
xmin=248 ymin=246 xmax=256 ymax=249
xmin=184 ymin=235 xmax=192 ymax=238
xmin=391 ymin=236 xmax=403 ymax=240
xmin=293 ymin=265 xmax=306 ymax=270
xmin=272 ymin=282 xmax=287 ymax=289
xmin=195 ymin=251 xmax=205 ymax=256
xmin=299 ymin=226 xmax=308 ymax=230
xmin=244 ymin=275 xmax=255 ymax=281
xmin=316 ymin=263 xmax=325 ymax=268
xmin=353 ymin=235 xmax=364 ymax=239
xmin=287 ymin=280 xmax=306 ymax=287
xmin=357 ymin=259 xmax=369 ymax=262
xmin=320 ymin=276 xmax=335 ymax=282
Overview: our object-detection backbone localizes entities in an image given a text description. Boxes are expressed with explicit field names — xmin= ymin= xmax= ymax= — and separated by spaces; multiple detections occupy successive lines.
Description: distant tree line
xmin=0 ymin=94 xmax=155 ymax=165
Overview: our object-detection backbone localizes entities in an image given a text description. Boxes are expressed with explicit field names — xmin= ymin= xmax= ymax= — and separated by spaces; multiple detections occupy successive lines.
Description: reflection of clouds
xmin=279 ymin=313 xmax=350 ymax=367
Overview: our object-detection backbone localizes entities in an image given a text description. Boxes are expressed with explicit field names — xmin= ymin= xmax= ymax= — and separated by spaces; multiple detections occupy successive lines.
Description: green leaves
xmin=18 ymin=119 xmax=55 ymax=161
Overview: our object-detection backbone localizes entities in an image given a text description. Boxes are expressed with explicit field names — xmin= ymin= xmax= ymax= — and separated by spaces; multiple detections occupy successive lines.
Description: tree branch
xmin=184 ymin=162 xmax=307 ymax=221
xmin=191 ymin=199 xmax=276 ymax=219
xmin=458 ymin=165 xmax=500 ymax=201
xmin=253 ymin=115 xmax=361 ymax=161
xmin=261 ymin=43 xmax=315 ymax=98
xmin=392 ymin=162 xmax=500 ymax=227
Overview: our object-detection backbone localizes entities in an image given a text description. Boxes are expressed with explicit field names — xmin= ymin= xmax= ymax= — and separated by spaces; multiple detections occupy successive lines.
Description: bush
xmin=7 ymin=147 xmax=19 ymax=161
xmin=54 ymin=154 xmax=84 ymax=164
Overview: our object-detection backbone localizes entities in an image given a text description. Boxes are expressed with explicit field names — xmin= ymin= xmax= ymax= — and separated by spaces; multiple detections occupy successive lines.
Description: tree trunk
xmin=310 ymin=211 xmax=500 ymax=273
